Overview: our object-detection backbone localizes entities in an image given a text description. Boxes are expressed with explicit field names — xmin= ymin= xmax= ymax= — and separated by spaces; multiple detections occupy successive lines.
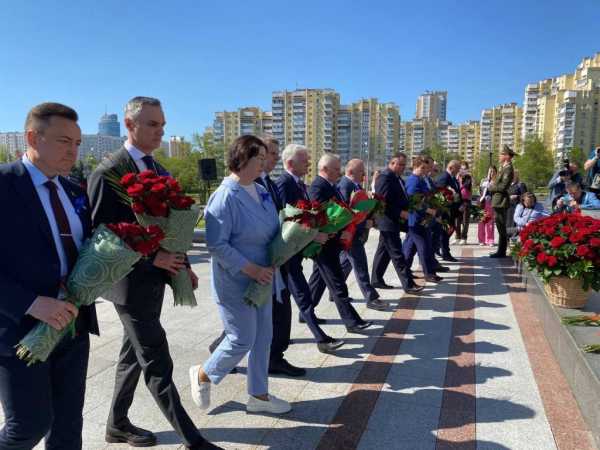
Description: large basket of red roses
xmin=512 ymin=212 xmax=600 ymax=309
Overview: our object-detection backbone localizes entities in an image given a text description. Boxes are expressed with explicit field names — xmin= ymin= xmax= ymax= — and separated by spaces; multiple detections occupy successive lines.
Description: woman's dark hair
xmin=521 ymin=192 xmax=537 ymax=204
xmin=461 ymin=173 xmax=472 ymax=189
xmin=227 ymin=135 xmax=267 ymax=173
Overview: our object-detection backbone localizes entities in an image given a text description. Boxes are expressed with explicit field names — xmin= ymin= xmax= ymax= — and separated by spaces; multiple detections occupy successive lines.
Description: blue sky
xmin=0 ymin=1 xmax=598 ymax=139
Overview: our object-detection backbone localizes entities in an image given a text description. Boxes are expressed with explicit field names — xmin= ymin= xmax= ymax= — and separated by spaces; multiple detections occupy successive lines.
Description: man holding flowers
xmin=0 ymin=103 xmax=98 ymax=449
xmin=88 ymin=97 xmax=215 ymax=449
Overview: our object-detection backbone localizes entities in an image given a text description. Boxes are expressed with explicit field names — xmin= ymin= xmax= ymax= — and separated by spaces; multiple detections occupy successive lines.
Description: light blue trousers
xmin=203 ymin=296 xmax=273 ymax=396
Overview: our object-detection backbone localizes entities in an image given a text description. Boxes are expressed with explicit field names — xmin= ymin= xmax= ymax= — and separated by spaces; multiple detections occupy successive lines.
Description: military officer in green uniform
xmin=488 ymin=145 xmax=515 ymax=258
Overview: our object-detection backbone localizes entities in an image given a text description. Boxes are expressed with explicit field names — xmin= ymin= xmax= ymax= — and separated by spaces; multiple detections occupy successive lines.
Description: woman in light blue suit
xmin=189 ymin=135 xmax=291 ymax=415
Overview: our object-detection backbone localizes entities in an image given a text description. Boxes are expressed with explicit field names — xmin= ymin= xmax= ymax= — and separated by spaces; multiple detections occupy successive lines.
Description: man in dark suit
xmin=206 ymin=137 xmax=306 ymax=377
xmin=275 ymin=144 xmax=345 ymax=354
xmin=0 ymin=103 xmax=99 ymax=449
xmin=435 ymin=160 xmax=462 ymax=262
xmin=371 ymin=153 xmax=424 ymax=295
xmin=488 ymin=145 xmax=515 ymax=258
xmin=311 ymin=159 xmax=386 ymax=311
xmin=88 ymin=97 xmax=216 ymax=450
xmin=307 ymin=153 xmax=372 ymax=333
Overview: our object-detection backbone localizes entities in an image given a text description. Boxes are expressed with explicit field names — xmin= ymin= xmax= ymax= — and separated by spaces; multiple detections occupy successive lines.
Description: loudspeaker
xmin=199 ymin=158 xmax=217 ymax=181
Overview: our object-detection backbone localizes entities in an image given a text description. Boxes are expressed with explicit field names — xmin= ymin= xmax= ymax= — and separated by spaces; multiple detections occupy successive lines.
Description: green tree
xmin=567 ymin=146 xmax=587 ymax=172
xmin=0 ymin=145 xmax=12 ymax=163
xmin=514 ymin=137 xmax=554 ymax=191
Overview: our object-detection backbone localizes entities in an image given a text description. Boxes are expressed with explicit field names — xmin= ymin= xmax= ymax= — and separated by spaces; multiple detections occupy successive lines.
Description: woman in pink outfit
xmin=478 ymin=166 xmax=497 ymax=246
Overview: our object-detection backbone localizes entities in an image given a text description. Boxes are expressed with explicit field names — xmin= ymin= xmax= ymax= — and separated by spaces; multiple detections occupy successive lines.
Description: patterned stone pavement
xmin=6 ymin=229 xmax=597 ymax=449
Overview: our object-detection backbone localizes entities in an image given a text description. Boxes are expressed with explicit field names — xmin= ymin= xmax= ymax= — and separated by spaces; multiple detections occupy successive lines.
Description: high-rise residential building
xmin=342 ymin=99 xmax=400 ymax=171
xmin=400 ymin=119 xmax=442 ymax=158
xmin=271 ymin=88 xmax=340 ymax=179
xmin=213 ymin=107 xmax=272 ymax=148
xmin=479 ymin=103 xmax=523 ymax=157
xmin=79 ymin=134 xmax=126 ymax=160
xmin=416 ymin=91 xmax=448 ymax=121
xmin=457 ymin=121 xmax=481 ymax=164
xmin=98 ymin=113 xmax=121 ymax=137
xmin=0 ymin=132 xmax=27 ymax=155
xmin=522 ymin=53 xmax=600 ymax=160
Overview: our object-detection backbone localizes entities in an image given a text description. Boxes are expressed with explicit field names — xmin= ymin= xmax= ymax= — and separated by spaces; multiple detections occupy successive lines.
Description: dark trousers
xmin=403 ymin=225 xmax=436 ymax=276
xmin=284 ymin=254 xmax=330 ymax=343
xmin=109 ymin=294 xmax=204 ymax=448
xmin=456 ymin=203 xmax=470 ymax=240
xmin=494 ymin=207 xmax=509 ymax=256
xmin=0 ymin=333 xmax=89 ymax=450
xmin=312 ymin=239 xmax=379 ymax=303
xmin=371 ymin=230 xmax=413 ymax=289
xmin=308 ymin=245 xmax=362 ymax=328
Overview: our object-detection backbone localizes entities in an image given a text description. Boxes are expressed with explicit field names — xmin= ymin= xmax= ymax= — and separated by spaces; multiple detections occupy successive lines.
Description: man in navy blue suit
xmin=311 ymin=159 xmax=386 ymax=311
xmin=435 ymin=160 xmax=462 ymax=262
xmin=0 ymin=103 xmax=99 ymax=450
xmin=307 ymin=153 xmax=372 ymax=334
xmin=370 ymin=153 xmax=424 ymax=295
xmin=275 ymin=145 xmax=345 ymax=354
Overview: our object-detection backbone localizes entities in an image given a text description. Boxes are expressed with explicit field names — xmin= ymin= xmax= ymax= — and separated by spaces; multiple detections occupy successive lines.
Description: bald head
xmin=318 ymin=153 xmax=342 ymax=183
xmin=345 ymin=158 xmax=365 ymax=183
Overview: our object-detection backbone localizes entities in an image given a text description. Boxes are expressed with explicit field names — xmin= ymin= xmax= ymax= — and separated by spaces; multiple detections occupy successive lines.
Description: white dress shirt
xmin=22 ymin=154 xmax=84 ymax=278
xmin=124 ymin=141 xmax=150 ymax=172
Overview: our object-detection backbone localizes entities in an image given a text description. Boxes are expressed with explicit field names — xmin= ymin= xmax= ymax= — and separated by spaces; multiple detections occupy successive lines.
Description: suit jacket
xmin=309 ymin=175 xmax=345 ymax=253
xmin=374 ymin=168 xmax=409 ymax=232
xmin=275 ymin=171 xmax=309 ymax=209
xmin=406 ymin=174 xmax=430 ymax=227
xmin=436 ymin=171 xmax=461 ymax=208
xmin=488 ymin=162 xmax=514 ymax=209
xmin=87 ymin=147 xmax=169 ymax=305
xmin=338 ymin=175 xmax=367 ymax=238
xmin=256 ymin=175 xmax=283 ymax=212
xmin=0 ymin=160 xmax=99 ymax=355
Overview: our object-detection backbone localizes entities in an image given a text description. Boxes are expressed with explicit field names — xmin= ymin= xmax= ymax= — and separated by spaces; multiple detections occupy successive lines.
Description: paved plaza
xmin=6 ymin=229 xmax=597 ymax=450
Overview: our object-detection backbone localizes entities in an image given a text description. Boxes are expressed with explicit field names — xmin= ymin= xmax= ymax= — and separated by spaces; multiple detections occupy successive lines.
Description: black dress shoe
xmin=106 ymin=423 xmax=157 ymax=447
xmin=372 ymin=282 xmax=395 ymax=289
xmin=366 ymin=299 xmax=387 ymax=311
xmin=317 ymin=339 xmax=345 ymax=353
xmin=299 ymin=315 xmax=327 ymax=324
xmin=434 ymin=265 xmax=450 ymax=272
xmin=269 ymin=359 xmax=307 ymax=377
xmin=404 ymin=285 xmax=425 ymax=294
xmin=346 ymin=321 xmax=373 ymax=333
xmin=425 ymin=275 xmax=443 ymax=283
xmin=489 ymin=253 xmax=507 ymax=258
xmin=442 ymin=255 xmax=458 ymax=262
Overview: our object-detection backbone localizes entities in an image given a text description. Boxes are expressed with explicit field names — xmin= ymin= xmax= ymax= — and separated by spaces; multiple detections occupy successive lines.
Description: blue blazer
xmin=0 ymin=160 xmax=98 ymax=355
xmin=275 ymin=171 xmax=308 ymax=209
xmin=205 ymin=177 xmax=279 ymax=303
xmin=374 ymin=168 xmax=409 ymax=232
xmin=406 ymin=174 xmax=429 ymax=227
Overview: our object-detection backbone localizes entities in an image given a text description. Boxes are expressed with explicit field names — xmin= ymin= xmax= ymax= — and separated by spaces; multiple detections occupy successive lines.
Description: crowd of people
xmin=2 ymin=97 xmax=600 ymax=450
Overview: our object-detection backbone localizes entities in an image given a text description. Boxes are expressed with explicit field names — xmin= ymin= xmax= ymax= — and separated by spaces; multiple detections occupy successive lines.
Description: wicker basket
xmin=544 ymin=276 xmax=591 ymax=309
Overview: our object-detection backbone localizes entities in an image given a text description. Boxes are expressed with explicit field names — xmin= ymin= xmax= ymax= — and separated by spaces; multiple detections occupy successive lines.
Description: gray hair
xmin=318 ymin=153 xmax=340 ymax=171
xmin=124 ymin=96 xmax=162 ymax=120
xmin=281 ymin=143 xmax=308 ymax=164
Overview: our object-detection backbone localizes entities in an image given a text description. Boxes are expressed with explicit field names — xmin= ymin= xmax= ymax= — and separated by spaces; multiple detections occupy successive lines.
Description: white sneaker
xmin=247 ymin=394 xmax=292 ymax=414
xmin=189 ymin=365 xmax=211 ymax=409
xmin=452 ymin=238 xmax=461 ymax=245
xmin=461 ymin=239 xmax=468 ymax=245
xmin=479 ymin=243 xmax=486 ymax=246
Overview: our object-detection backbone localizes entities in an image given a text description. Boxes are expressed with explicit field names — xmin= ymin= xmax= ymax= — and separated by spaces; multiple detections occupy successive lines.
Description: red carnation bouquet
xmin=243 ymin=200 xmax=323 ymax=307
xmin=513 ymin=212 xmax=600 ymax=291
xmin=302 ymin=198 xmax=354 ymax=258
xmin=16 ymin=222 xmax=164 ymax=364
xmin=117 ymin=171 xmax=202 ymax=306
xmin=339 ymin=190 xmax=385 ymax=248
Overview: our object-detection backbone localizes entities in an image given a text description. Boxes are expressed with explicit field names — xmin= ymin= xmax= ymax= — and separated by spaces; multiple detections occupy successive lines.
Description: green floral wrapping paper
xmin=16 ymin=225 xmax=141 ymax=365
xmin=302 ymin=201 xmax=354 ymax=258
xmin=243 ymin=205 xmax=318 ymax=308
xmin=135 ymin=205 xmax=202 ymax=306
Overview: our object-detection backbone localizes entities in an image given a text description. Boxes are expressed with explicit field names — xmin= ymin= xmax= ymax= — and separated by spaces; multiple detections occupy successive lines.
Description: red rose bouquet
xmin=338 ymin=190 xmax=385 ymax=249
xmin=302 ymin=199 xmax=354 ymax=258
xmin=243 ymin=200 xmax=323 ymax=307
xmin=513 ymin=212 xmax=600 ymax=291
xmin=119 ymin=171 xmax=202 ymax=306
xmin=16 ymin=223 xmax=164 ymax=364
